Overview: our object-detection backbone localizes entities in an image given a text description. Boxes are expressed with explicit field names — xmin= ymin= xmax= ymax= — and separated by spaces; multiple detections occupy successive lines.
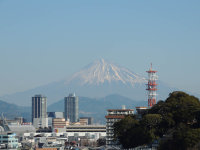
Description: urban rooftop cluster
xmin=0 ymin=65 xmax=158 ymax=150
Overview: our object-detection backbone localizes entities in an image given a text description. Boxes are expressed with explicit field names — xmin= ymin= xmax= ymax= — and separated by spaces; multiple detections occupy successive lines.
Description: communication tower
xmin=146 ymin=63 xmax=158 ymax=107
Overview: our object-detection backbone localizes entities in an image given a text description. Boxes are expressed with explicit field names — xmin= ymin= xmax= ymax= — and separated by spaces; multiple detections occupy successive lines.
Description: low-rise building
xmin=136 ymin=106 xmax=148 ymax=114
xmin=135 ymin=106 xmax=148 ymax=119
xmin=36 ymin=148 xmax=58 ymax=150
xmin=79 ymin=117 xmax=93 ymax=125
xmin=53 ymin=124 xmax=106 ymax=139
xmin=48 ymin=112 xmax=64 ymax=127
xmin=8 ymin=124 xmax=36 ymax=135
xmin=66 ymin=125 xmax=106 ymax=135
xmin=0 ymin=133 xmax=19 ymax=149
xmin=53 ymin=118 xmax=67 ymax=129
xmin=52 ymin=118 xmax=68 ymax=133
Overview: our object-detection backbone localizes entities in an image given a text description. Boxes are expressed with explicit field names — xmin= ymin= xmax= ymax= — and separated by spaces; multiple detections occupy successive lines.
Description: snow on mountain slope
xmin=66 ymin=59 xmax=146 ymax=86
xmin=2 ymin=59 xmax=176 ymax=106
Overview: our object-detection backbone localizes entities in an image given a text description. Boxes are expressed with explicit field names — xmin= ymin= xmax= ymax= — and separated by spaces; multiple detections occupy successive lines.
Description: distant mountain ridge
xmin=0 ymin=100 xmax=31 ymax=121
xmin=2 ymin=93 xmax=200 ymax=124
xmin=48 ymin=94 xmax=147 ymax=124
xmin=0 ymin=94 xmax=146 ymax=124
xmin=2 ymin=59 xmax=177 ymax=106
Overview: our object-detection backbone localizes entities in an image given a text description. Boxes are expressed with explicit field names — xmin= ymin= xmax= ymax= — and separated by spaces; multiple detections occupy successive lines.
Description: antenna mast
xmin=146 ymin=63 xmax=158 ymax=107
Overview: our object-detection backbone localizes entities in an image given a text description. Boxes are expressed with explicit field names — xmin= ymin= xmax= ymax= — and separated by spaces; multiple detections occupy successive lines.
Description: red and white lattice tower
xmin=146 ymin=63 xmax=158 ymax=107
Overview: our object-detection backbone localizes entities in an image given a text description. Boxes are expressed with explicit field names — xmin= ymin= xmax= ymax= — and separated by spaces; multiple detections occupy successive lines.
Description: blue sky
xmin=0 ymin=0 xmax=200 ymax=96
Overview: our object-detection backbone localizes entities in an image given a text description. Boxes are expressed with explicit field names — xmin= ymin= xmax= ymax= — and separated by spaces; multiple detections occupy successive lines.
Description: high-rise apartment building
xmin=64 ymin=93 xmax=79 ymax=123
xmin=32 ymin=94 xmax=48 ymax=128
xmin=105 ymin=106 xmax=134 ymax=146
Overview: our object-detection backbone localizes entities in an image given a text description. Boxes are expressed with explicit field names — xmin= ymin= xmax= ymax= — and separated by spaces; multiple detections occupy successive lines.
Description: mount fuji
xmin=2 ymin=59 xmax=175 ymax=106
xmin=66 ymin=59 xmax=146 ymax=86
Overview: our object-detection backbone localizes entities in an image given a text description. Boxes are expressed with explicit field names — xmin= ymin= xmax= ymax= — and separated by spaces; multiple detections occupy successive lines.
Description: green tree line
xmin=113 ymin=91 xmax=200 ymax=150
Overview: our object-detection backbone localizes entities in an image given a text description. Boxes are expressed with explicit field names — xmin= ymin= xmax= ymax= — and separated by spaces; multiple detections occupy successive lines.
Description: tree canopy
xmin=113 ymin=91 xmax=200 ymax=150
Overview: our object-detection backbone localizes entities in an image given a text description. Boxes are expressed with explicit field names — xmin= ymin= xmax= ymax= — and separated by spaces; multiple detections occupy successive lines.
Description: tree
xmin=159 ymin=124 xmax=200 ymax=150
xmin=141 ymin=114 xmax=162 ymax=140
xmin=113 ymin=115 xmax=152 ymax=148
xmin=141 ymin=114 xmax=162 ymax=129
xmin=165 ymin=92 xmax=200 ymax=125
xmin=114 ymin=91 xmax=200 ymax=149
xmin=97 ymin=138 xmax=106 ymax=146
xmin=113 ymin=115 xmax=138 ymax=141
xmin=122 ymin=126 xmax=152 ymax=149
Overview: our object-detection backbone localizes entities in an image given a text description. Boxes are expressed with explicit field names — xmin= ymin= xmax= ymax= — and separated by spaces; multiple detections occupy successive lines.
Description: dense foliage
xmin=113 ymin=91 xmax=200 ymax=150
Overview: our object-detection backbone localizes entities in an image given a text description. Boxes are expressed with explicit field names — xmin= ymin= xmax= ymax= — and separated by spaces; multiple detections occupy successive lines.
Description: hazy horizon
xmin=0 ymin=1 xmax=200 ymax=96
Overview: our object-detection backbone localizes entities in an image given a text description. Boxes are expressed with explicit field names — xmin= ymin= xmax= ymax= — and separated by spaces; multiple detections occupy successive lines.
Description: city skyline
xmin=0 ymin=1 xmax=200 ymax=96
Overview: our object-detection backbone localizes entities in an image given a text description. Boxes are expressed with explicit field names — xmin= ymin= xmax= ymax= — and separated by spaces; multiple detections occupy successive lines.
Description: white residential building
xmin=105 ymin=107 xmax=134 ymax=146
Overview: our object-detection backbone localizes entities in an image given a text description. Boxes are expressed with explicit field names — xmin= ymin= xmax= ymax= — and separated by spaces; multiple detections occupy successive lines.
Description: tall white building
xmin=105 ymin=106 xmax=134 ymax=146
xmin=32 ymin=94 xmax=48 ymax=128
xmin=64 ymin=93 xmax=79 ymax=123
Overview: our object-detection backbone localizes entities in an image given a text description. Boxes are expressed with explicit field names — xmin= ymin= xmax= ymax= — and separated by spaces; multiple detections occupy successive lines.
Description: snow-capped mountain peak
xmin=66 ymin=59 xmax=146 ymax=86
xmin=2 ymin=59 xmax=179 ymax=106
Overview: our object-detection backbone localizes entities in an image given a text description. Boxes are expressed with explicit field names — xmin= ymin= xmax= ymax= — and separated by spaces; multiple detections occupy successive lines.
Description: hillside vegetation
xmin=114 ymin=91 xmax=200 ymax=150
